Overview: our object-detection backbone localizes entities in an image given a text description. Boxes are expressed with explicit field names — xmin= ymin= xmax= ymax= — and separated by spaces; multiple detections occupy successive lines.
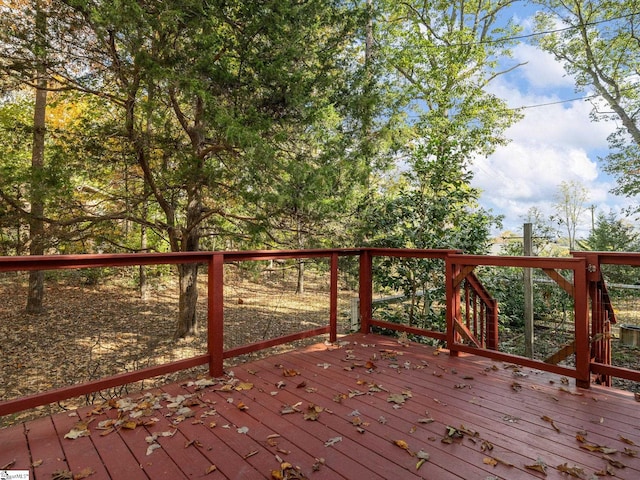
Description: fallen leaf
xmin=73 ymin=467 xmax=95 ymax=479
xmin=387 ymin=393 xmax=406 ymax=404
xmin=620 ymin=435 xmax=636 ymax=445
xmin=541 ymin=415 xmax=560 ymax=433
xmin=394 ymin=439 xmax=414 ymax=455
xmin=417 ymin=417 xmax=435 ymax=424
xmin=481 ymin=440 xmax=494 ymax=452
xmin=52 ymin=470 xmax=73 ymax=480
xmin=483 ymin=457 xmax=498 ymax=467
xmin=237 ymin=401 xmax=249 ymax=411
xmin=304 ymin=404 xmax=323 ymax=421
xmin=282 ymin=369 xmax=300 ymax=377
xmin=511 ymin=382 xmax=522 ymax=392
xmin=594 ymin=464 xmax=616 ymax=476
xmin=557 ymin=463 xmax=585 ymax=477
xmin=185 ymin=439 xmax=203 ymax=448
xmin=525 ymin=457 xmax=547 ymax=476
xmin=579 ymin=442 xmax=617 ymax=454
xmin=64 ymin=421 xmax=92 ymax=440
xmin=312 ymin=458 xmax=325 ymax=472
xmin=121 ymin=420 xmax=138 ymax=430
xmin=146 ymin=443 xmax=161 ymax=455
xmin=603 ymin=455 xmax=625 ymax=468
xmin=324 ymin=436 xmax=342 ymax=447
xmin=281 ymin=402 xmax=302 ymax=415
xmin=205 ymin=465 xmax=217 ymax=475
xmin=237 ymin=426 xmax=249 ymax=434
xmin=623 ymin=447 xmax=638 ymax=457
xmin=235 ymin=382 xmax=254 ymax=391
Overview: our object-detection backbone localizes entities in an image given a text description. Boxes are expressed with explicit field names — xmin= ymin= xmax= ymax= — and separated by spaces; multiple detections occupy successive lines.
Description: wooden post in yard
xmin=524 ymin=223 xmax=534 ymax=358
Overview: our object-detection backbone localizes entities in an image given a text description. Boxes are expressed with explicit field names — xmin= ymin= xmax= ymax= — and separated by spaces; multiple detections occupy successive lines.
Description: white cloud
xmin=512 ymin=44 xmax=574 ymax=90
xmin=474 ymin=42 xmax=626 ymax=234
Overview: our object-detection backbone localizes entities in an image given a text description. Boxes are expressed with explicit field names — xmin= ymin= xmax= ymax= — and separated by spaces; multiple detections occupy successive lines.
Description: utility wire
xmin=471 ymin=11 xmax=640 ymax=46
xmin=519 ymin=83 xmax=640 ymax=110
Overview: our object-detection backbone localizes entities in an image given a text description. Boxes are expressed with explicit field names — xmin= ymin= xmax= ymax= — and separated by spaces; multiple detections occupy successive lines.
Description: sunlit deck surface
xmin=2 ymin=333 xmax=640 ymax=480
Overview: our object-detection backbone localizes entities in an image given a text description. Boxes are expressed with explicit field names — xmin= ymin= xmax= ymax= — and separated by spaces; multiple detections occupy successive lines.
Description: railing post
xmin=446 ymin=254 xmax=460 ymax=357
xmin=574 ymin=258 xmax=590 ymax=388
xmin=486 ymin=301 xmax=499 ymax=350
xmin=208 ymin=253 xmax=225 ymax=377
xmin=330 ymin=253 xmax=338 ymax=342
xmin=359 ymin=249 xmax=372 ymax=334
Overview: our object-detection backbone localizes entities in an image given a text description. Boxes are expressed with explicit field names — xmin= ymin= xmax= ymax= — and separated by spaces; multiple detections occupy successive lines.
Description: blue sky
xmin=470 ymin=6 xmax=632 ymax=238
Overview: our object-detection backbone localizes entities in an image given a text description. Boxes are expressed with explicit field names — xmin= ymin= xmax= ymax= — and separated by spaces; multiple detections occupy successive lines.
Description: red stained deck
xmin=2 ymin=333 xmax=640 ymax=480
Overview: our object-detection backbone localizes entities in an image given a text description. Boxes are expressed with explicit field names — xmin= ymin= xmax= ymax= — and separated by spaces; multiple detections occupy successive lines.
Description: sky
xmin=470 ymin=9 xmax=633 ymax=239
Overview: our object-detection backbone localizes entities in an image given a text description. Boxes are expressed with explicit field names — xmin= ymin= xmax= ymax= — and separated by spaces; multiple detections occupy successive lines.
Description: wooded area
xmin=2 ymin=1 xmax=640 ymax=337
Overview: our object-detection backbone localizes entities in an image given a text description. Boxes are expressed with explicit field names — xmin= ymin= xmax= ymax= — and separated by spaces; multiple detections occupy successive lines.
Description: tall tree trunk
xmin=139 ymin=221 xmax=149 ymax=300
xmin=173 ymin=196 xmax=202 ymax=338
xmin=295 ymin=216 xmax=304 ymax=294
xmin=174 ymin=262 xmax=199 ymax=338
xmin=296 ymin=259 xmax=304 ymax=294
xmin=26 ymin=2 xmax=47 ymax=314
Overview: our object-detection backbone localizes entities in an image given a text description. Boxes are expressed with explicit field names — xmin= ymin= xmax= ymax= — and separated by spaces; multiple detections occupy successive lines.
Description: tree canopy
xmin=1 ymin=0 xmax=531 ymax=335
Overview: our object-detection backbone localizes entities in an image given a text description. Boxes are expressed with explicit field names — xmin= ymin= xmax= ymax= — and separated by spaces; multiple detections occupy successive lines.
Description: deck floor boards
xmin=2 ymin=333 xmax=640 ymax=479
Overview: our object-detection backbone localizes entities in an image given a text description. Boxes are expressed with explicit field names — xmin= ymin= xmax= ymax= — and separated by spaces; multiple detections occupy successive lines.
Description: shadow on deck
xmin=2 ymin=333 xmax=640 ymax=479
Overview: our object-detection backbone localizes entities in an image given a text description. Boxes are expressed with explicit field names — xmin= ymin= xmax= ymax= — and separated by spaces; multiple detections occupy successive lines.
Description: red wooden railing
xmin=446 ymin=254 xmax=592 ymax=387
xmin=574 ymin=252 xmax=640 ymax=387
xmin=1 ymin=248 xmax=640 ymax=418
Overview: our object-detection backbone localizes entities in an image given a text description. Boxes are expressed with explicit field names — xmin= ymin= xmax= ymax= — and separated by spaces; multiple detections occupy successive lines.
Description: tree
xmin=26 ymin=0 xmax=48 ymax=314
xmin=579 ymin=210 xmax=640 ymax=283
xmin=533 ymin=0 xmax=640 ymax=210
xmin=552 ymin=180 xmax=588 ymax=250
xmin=362 ymin=2 xmax=521 ymax=247
xmin=0 ymin=0 xmax=365 ymax=337
xmin=580 ymin=210 xmax=639 ymax=251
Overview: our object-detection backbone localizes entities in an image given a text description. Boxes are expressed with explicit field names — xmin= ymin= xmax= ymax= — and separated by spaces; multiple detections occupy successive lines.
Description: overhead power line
xmin=518 ymin=83 xmax=640 ymax=110
xmin=475 ymin=11 xmax=640 ymax=46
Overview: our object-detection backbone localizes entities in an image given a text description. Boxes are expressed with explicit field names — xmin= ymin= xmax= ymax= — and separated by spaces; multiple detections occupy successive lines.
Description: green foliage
xmin=579 ymin=211 xmax=640 ymax=284
xmin=581 ymin=211 xmax=639 ymax=252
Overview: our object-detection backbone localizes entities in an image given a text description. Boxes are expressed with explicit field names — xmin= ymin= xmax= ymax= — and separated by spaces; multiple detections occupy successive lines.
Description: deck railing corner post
xmin=359 ymin=249 xmax=373 ymax=334
xmin=329 ymin=253 xmax=339 ymax=343
xmin=445 ymin=253 xmax=460 ymax=357
xmin=208 ymin=253 xmax=225 ymax=377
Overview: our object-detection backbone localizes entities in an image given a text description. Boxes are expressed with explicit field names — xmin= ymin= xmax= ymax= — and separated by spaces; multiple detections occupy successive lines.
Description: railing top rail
xmin=0 ymin=248 xmax=365 ymax=272
xmin=0 ymin=251 xmax=215 ymax=271
xmin=572 ymin=251 xmax=640 ymax=266
xmin=449 ymin=254 xmax=586 ymax=269
xmin=365 ymin=248 xmax=461 ymax=259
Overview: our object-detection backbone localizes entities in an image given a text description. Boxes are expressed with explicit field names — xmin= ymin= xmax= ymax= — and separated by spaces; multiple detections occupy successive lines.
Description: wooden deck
xmin=2 ymin=333 xmax=640 ymax=480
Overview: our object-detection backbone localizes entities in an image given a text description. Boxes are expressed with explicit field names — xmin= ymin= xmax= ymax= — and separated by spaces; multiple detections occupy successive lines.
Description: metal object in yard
xmin=620 ymin=324 xmax=640 ymax=347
